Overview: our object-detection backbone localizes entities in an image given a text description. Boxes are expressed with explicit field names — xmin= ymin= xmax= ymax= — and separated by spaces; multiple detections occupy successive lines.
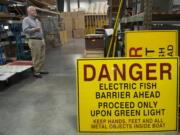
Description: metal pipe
xmin=77 ymin=0 xmax=80 ymax=9
xmin=67 ymin=0 xmax=70 ymax=11
xmin=36 ymin=7 xmax=60 ymax=15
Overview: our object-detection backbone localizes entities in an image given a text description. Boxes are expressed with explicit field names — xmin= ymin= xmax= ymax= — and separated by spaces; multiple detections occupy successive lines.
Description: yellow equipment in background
xmin=107 ymin=0 xmax=124 ymax=57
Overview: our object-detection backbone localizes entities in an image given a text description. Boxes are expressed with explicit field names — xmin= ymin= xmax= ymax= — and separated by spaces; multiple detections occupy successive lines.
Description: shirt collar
xmin=29 ymin=15 xmax=36 ymax=20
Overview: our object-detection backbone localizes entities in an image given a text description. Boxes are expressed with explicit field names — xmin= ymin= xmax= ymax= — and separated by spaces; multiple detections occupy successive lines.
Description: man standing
xmin=22 ymin=6 xmax=48 ymax=78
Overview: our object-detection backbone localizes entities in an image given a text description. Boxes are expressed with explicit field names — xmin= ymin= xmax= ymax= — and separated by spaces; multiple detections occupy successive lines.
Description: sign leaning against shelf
xmin=125 ymin=30 xmax=178 ymax=58
xmin=76 ymin=57 xmax=179 ymax=132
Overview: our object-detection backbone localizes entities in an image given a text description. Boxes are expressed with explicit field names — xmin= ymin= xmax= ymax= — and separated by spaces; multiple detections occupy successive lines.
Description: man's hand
xmin=42 ymin=39 xmax=46 ymax=46
xmin=33 ymin=27 xmax=41 ymax=32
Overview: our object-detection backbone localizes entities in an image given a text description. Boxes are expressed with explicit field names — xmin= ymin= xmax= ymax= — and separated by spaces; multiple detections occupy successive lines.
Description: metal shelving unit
xmin=85 ymin=14 xmax=108 ymax=34
xmin=108 ymin=0 xmax=180 ymax=57
xmin=0 ymin=0 xmax=11 ymax=5
xmin=0 ymin=0 xmax=59 ymax=81
xmin=108 ymin=0 xmax=120 ymax=27
xmin=120 ymin=0 xmax=180 ymax=26
xmin=121 ymin=13 xmax=144 ymax=23
xmin=0 ymin=0 xmax=60 ymax=64
xmin=120 ymin=0 xmax=180 ymax=55
xmin=107 ymin=0 xmax=180 ymax=30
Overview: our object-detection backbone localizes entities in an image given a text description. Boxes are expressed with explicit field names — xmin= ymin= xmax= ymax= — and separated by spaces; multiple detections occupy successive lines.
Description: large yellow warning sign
xmin=125 ymin=31 xmax=178 ymax=57
xmin=77 ymin=58 xmax=179 ymax=133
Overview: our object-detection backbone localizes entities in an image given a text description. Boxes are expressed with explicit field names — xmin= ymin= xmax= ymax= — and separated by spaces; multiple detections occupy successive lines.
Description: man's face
xmin=29 ymin=7 xmax=37 ymax=17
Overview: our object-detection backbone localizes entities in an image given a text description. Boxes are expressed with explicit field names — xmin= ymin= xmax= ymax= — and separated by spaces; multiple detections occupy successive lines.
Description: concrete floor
xmin=0 ymin=39 xmax=179 ymax=135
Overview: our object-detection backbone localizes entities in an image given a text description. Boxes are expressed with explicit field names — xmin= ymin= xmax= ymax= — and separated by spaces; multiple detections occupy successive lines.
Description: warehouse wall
xmin=173 ymin=0 xmax=180 ymax=5
xmin=64 ymin=0 xmax=107 ymax=12
xmin=78 ymin=0 xmax=89 ymax=12
xmin=70 ymin=0 xmax=78 ymax=11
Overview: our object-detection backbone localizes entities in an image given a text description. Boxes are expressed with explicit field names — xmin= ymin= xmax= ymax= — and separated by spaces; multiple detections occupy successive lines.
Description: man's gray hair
xmin=27 ymin=6 xmax=36 ymax=12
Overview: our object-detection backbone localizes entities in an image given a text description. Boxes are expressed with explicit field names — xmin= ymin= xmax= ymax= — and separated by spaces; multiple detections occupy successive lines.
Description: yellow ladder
xmin=107 ymin=0 xmax=124 ymax=57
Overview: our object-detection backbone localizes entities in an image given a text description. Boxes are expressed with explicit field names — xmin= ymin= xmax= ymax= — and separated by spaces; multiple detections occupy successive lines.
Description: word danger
xmin=83 ymin=63 xmax=172 ymax=81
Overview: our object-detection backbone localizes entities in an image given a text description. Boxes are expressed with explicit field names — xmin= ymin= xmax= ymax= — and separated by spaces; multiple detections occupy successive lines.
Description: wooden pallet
xmin=84 ymin=50 xmax=104 ymax=58
xmin=0 ymin=61 xmax=32 ymax=81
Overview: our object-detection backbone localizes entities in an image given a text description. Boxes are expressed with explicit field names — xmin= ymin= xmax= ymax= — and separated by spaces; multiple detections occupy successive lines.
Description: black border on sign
xmin=176 ymin=58 xmax=179 ymax=131
xmin=77 ymin=57 xmax=179 ymax=133
xmin=77 ymin=60 xmax=80 ymax=132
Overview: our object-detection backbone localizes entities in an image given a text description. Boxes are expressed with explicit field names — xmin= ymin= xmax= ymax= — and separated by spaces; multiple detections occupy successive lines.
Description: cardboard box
xmin=70 ymin=12 xmax=78 ymax=18
xmin=73 ymin=29 xmax=85 ymax=38
xmin=59 ymin=22 xmax=65 ymax=31
xmin=60 ymin=12 xmax=73 ymax=39
xmin=45 ymin=34 xmax=56 ymax=47
xmin=60 ymin=12 xmax=85 ymax=39
xmin=0 ymin=12 xmax=9 ymax=17
xmin=72 ymin=12 xmax=85 ymax=29
xmin=59 ymin=30 xmax=68 ymax=45
xmin=85 ymin=34 xmax=105 ymax=50
xmin=72 ymin=19 xmax=81 ymax=29
xmin=38 ymin=0 xmax=56 ymax=5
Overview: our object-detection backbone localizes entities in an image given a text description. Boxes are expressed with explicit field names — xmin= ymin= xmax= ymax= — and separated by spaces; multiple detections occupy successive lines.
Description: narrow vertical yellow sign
xmin=125 ymin=31 xmax=178 ymax=57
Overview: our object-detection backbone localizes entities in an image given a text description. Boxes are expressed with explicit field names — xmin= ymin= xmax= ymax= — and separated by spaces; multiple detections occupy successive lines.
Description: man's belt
xmin=28 ymin=37 xmax=42 ymax=40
